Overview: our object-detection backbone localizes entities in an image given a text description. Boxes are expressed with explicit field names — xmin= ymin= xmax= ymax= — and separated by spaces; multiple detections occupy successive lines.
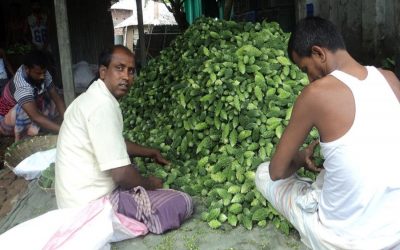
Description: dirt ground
xmin=0 ymin=136 xmax=29 ymax=220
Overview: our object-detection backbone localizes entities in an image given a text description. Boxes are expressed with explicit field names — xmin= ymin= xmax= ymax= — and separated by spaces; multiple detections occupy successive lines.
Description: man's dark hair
xmin=23 ymin=50 xmax=49 ymax=69
xmin=88 ymin=45 xmax=134 ymax=86
xmin=288 ymin=16 xmax=346 ymax=62
xmin=98 ymin=45 xmax=133 ymax=68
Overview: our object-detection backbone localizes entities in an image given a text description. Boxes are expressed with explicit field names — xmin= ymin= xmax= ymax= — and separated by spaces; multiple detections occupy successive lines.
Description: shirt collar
xmin=92 ymin=79 xmax=120 ymax=107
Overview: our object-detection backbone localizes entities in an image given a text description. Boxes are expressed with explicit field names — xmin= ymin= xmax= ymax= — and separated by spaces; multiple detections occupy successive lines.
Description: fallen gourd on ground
xmin=121 ymin=17 xmax=322 ymax=234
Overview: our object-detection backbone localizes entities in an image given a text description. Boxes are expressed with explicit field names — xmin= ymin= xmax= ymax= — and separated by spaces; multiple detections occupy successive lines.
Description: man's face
xmin=100 ymin=48 xmax=135 ymax=100
xmin=292 ymin=51 xmax=325 ymax=82
xmin=25 ymin=65 xmax=46 ymax=86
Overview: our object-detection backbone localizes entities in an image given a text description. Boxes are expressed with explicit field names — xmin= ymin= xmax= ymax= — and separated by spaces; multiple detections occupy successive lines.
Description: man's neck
xmin=330 ymin=50 xmax=367 ymax=80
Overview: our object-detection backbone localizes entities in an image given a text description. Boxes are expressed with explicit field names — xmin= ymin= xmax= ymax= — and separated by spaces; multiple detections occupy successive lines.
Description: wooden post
xmin=136 ymin=0 xmax=147 ymax=67
xmin=54 ymin=0 xmax=75 ymax=106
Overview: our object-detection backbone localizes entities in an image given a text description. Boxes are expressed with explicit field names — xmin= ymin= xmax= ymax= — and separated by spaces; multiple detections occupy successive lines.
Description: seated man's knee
xmin=255 ymin=161 xmax=274 ymax=199
xmin=118 ymin=189 xmax=193 ymax=234
xmin=255 ymin=162 xmax=272 ymax=187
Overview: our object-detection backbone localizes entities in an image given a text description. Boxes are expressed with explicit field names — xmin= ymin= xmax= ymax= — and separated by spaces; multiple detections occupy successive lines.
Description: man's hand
xmin=147 ymin=175 xmax=163 ymax=189
xmin=152 ymin=150 xmax=170 ymax=165
xmin=125 ymin=141 xmax=170 ymax=166
xmin=111 ymin=165 xmax=163 ymax=190
xmin=303 ymin=140 xmax=323 ymax=172
xmin=22 ymin=101 xmax=60 ymax=133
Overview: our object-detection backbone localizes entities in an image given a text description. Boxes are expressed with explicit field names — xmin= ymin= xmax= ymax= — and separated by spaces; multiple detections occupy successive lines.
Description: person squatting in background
xmin=0 ymin=50 xmax=65 ymax=141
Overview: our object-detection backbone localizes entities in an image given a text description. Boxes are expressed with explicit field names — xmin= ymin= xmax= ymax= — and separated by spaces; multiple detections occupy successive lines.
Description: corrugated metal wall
xmin=295 ymin=0 xmax=400 ymax=64
xmin=233 ymin=0 xmax=295 ymax=32
xmin=0 ymin=0 xmax=114 ymax=65
xmin=0 ymin=0 xmax=114 ymax=90
xmin=66 ymin=0 xmax=114 ymax=64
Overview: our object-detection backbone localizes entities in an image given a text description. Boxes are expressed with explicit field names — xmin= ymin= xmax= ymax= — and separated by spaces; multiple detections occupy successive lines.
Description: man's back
xmin=260 ymin=16 xmax=400 ymax=249
xmin=313 ymin=66 xmax=400 ymax=246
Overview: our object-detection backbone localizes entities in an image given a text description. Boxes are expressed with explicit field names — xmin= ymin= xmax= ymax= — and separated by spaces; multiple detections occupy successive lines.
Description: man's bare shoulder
xmin=296 ymin=74 xmax=352 ymax=122
xmin=297 ymin=75 xmax=355 ymax=141
xmin=299 ymin=75 xmax=343 ymax=102
xmin=377 ymin=67 xmax=400 ymax=101
xmin=378 ymin=68 xmax=400 ymax=81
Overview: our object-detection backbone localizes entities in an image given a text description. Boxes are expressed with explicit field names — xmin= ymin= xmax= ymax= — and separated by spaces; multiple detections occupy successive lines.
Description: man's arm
xmin=87 ymin=101 xmax=164 ymax=190
xmin=110 ymin=165 xmax=163 ymax=190
xmin=48 ymin=85 xmax=66 ymax=119
xmin=21 ymin=101 xmax=60 ymax=133
xmin=379 ymin=68 xmax=400 ymax=102
xmin=269 ymin=84 xmax=320 ymax=180
xmin=125 ymin=140 xmax=170 ymax=165
xmin=114 ymin=141 xmax=168 ymax=190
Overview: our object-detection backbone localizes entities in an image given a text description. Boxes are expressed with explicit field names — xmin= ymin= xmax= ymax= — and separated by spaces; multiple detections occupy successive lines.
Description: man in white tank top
xmin=255 ymin=16 xmax=400 ymax=249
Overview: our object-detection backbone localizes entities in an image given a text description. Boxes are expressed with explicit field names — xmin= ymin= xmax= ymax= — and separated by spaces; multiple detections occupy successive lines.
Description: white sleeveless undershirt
xmin=319 ymin=66 xmax=400 ymax=243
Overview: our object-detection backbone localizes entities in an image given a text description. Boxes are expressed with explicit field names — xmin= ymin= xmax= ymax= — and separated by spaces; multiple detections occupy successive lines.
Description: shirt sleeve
xmin=44 ymin=71 xmax=54 ymax=90
xmin=86 ymin=100 xmax=131 ymax=171
xmin=12 ymin=67 xmax=35 ymax=105
xmin=14 ymin=87 xmax=35 ymax=106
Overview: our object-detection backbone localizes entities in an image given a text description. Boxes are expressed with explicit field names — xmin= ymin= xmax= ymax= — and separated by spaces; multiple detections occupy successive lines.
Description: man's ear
xmin=311 ymin=46 xmax=326 ymax=63
xmin=24 ymin=65 xmax=30 ymax=76
xmin=99 ymin=65 xmax=107 ymax=80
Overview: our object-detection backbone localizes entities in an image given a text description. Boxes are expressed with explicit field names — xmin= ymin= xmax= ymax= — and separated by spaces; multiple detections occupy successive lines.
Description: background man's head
xmin=98 ymin=45 xmax=135 ymax=99
xmin=23 ymin=50 xmax=48 ymax=86
xmin=31 ymin=0 xmax=41 ymax=14
xmin=288 ymin=16 xmax=346 ymax=62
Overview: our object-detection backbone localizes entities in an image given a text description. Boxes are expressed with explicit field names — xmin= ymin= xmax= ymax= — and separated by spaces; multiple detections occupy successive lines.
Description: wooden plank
xmin=136 ymin=0 xmax=147 ymax=66
xmin=54 ymin=0 xmax=75 ymax=106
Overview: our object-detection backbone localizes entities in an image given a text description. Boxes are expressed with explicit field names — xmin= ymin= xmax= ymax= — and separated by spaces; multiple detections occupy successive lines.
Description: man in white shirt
xmin=56 ymin=45 xmax=192 ymax=234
